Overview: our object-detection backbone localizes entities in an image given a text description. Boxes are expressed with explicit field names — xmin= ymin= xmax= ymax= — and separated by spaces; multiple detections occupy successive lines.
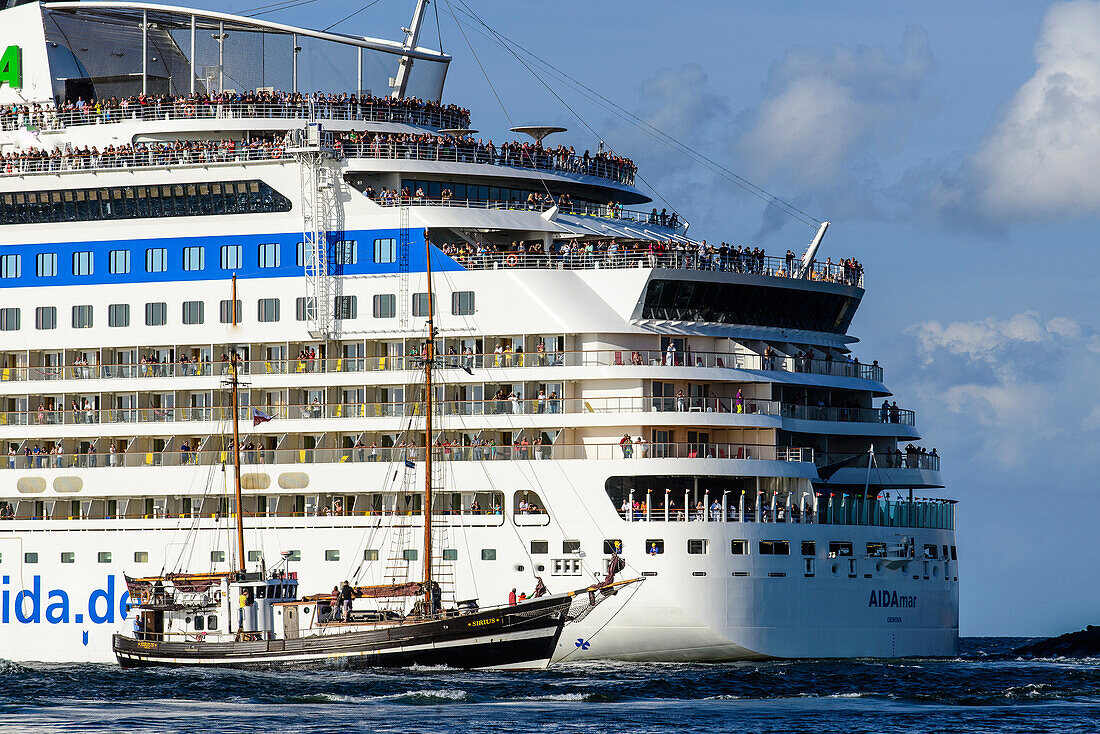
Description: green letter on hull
xmin=0 ymin=45 xmax=22 ymax=89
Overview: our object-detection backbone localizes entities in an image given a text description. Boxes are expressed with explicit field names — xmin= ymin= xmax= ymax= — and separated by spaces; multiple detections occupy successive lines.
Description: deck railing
xmin=3 ymin=442 xmax=813 ymax=471
xmin=0 ymin=348 xmax=884 ymax=384
xmin=2 ymin=397 xmax=913 ymax=427
xmin=816 ymin=451 xmax=940 ymax=472
xmin=0 ymin=101 xmax=471 ymax=134
xmin=616 ymin=494 xmax=954 ymax=531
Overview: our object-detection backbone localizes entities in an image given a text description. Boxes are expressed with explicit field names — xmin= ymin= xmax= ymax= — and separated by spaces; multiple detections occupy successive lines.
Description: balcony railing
xmin=340 ymin=141 xmax=636 ymax=186
xmin=616 ymin=493 xmax=954 ymax=531
xmin=0 ymin=101 xmax=471 ymax=134
xmin=816 ymin=451 xmax=940 ymax=472
xmin=0 ymin=348 xmax=884 ymax=384
xmin=1 ymin=139 xmax=637 ymax=187
xmin=376 ymin=197 xmax=688 ymax=233
xmin=2 ymin=397 xmax=913 ymax=428
xmin=3 ymin=442 xmax=813 ymax=470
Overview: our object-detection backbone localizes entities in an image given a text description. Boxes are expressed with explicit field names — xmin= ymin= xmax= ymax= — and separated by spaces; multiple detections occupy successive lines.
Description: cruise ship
xmin=0 ymin=0 xmax=958 ymax=663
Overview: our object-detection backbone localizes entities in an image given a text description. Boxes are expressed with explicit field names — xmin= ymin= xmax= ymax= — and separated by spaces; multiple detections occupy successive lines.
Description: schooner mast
xmin=422 ymin=236 xmax=435 ymax=613
xmin=229 ymin=274 xmax=245 ymax=572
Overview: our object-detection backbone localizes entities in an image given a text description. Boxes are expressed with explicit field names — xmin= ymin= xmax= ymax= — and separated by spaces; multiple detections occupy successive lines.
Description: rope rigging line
xmin=445 ymin=3 xmax=821 ymax=229
xmin=323 ymin=0 xmax=385 ymax=33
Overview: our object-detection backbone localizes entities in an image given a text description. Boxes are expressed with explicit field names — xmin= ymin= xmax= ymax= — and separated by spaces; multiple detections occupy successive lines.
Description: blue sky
xmin=212 ymin=0 xmax=1098 ymax=636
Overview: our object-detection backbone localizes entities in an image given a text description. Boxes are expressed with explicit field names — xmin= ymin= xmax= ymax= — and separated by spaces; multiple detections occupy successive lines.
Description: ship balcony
xmin=379 ymin=197 xmax=688 ymax=235
xmin=816 ymin=451 xmax=943 ymax=489
xmin=0 ymin=397 xmax=917 ymax=435
xmin=444 ymin=248 xmax=863 ymax=288
xmin=0 ymin=348 xmax=885 ymax=387
xmin=1 ymin=441 xmax=814 ymax=472
xmin=1 ymin=101 xmax=470 ymax=135
xmin=615 ymin=492 xmax=954 ymax=532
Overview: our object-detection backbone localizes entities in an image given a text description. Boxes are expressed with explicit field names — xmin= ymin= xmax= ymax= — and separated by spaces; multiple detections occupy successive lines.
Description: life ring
xmin=140 ymin=590 xmax=151 ymax=605
xmin=505 ymin=254 xmax=519 ymax=267
xmin=214 ymin=590 xmax=222 ymax=603
xmin=184 ymin=104 xmax=196 ymax=117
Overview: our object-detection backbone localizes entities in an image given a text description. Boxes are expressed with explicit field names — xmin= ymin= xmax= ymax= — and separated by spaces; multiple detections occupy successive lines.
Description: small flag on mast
xmin=252 ymin=408 xmax=274 ymax=427
xmin=404 ymin=459 xmax=415 ymax=469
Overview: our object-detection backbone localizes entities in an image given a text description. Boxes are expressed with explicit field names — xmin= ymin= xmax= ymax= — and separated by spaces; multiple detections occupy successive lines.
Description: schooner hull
xmin=113 ymin=595 xmax=571 ymax=670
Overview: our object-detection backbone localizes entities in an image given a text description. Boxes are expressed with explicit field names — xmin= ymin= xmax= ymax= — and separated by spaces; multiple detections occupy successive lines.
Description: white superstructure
xmin=0 ymin=0 xmax=958 ymax=664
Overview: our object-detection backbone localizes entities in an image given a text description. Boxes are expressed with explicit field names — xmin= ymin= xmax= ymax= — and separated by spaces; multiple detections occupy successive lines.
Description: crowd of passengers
xmin=624 ymin=497 xmax=812 ymax=523
xmin=0 ymin=90 xmax=471 ymax=131
xmin=0 ymin=136 xmax=282 ymax=173
xmin=439 ymin=237 xmax=864 ymax=284
xmin=332 ymin=130 xmax=637 ymax=180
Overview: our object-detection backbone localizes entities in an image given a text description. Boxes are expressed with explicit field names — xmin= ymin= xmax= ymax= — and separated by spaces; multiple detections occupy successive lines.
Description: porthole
xmin=536 ymin=564 xmax=545 ymax=572
xmin=876 ymin=561 xmax=884 ymax=573
xmin=831 ymin=563 xmax=839 ymax=575
xmin=514 ymin=564 xmax=525 ymax=572
xmin=932 ymin=566 xmax=939 ymax=578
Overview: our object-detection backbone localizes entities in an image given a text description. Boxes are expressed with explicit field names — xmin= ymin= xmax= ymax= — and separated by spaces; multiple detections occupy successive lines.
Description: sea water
xmin=0 ymin=638 xmax=1096 ymax=733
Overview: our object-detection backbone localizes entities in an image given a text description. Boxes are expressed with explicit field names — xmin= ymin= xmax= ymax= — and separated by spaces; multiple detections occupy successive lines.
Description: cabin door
xmin=283 ymin=606 xmax=299 ymax=639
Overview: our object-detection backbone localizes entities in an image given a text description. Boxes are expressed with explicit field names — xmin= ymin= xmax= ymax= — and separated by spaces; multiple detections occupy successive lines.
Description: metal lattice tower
xmin=295 ymin=123 xmax=337 ymax=339
xmin=398 ymin=205 xmax=411 ymax=329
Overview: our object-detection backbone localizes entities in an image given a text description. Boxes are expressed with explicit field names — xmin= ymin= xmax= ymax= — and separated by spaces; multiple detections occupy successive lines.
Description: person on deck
xmin=339 ymin=581 xmax=354 ymax=621
xmin=508 ymin=588 xmax=517 ymax=606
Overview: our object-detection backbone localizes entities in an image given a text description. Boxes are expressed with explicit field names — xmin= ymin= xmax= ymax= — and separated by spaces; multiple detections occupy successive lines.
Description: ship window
xmin=325 ymin=550 xmax=340 ymax=561
xmin=923 ymin=544 xmax=938 ymax=559
xmin=247 ymin=551 xmax=262 ymax=562
xmin=0 ymin=254 xmax=20 ymax=279
xmin=442 ymin=549 xmax=458 ymax=561
xmin=687 ymin=539 xmax=709 ymax=555
xmin=296 ymin=241 xmax=307 ymax=267
xmin=481 ymin=549 xmax=497 ymax=561
xmin=295 ymin=297 xmax=316 ymax=322
xmin=373 ymin=238 xmax=397 ymax=264
xmin=257 ymin=243 xmax=280 ymax=268
xmin=603 ymin=539 xmax=623 ymax=554
xmin=828 ymin=541 xmax=853 ymax=557
xmin=334 ymin=295 xmax=356 ymax=320
xmin=645 ymin=539 xmax=665 ymax=555
xmin=24 ymin=553 xmax=38 ymax=564
xmin=35 ymin=306 xmax=56 ymax=330
xmin=219 ymin=299 xmax=242 ymax=324
xmin=182 ymin=246 xmax=205 ymax=271
xmin=108 ymin=304 xmax=130 ymax=328
xmin=801 ymin=541 xmax=816 ymax=556
xmin=451 ymin=291 xmax=475 ymax=316
xmin=335 ymin=240 xmax=357 ymax=265
xmin=36 ymin=253 xmax=56 ymax=277
xmin=412 ymin=292 xmax=435 ymax=317
xmin=0 ymin=308 xmax=19 ymax=331
xmin=286 ymin=550 xmax=301 ymax=561
xmin=97 ymin=552 xmax=112 ymax=564
xmin=257 ymin=298 xmax=280 ymax=323
xmin=193 ymin=616 xmax=204 ymax=631
xmin=372 ymin=294 xmax=396 ymax=318
xmin=71 ymin=305 xmax=93 ymax=329
xmin=109 ymin=250 xmax=130 ymax=274
xmin=207 ymin=615 xmax=218 ymax=630
xmin=530 ymin=541 xmax=548 ymax=555
xmin=72 ymin=251 xmax=94 ymax=276
xmin=402 ymin=549 xmax=419 ymax=561
xmin=731 ymin=540 xmax=748 ymax=555
xmin=759 ymin=540 xmax=790 ymax=555
xmin=551 ymin=558 xmax=582 ymax=576
xmin=211 ymin=550 xmax=226 ymax=563
xmin=134 ymin=551 xmax=149 ymax=563
xmin=145 ymin=302 xmax=167 ymax=326
xmin=562 ymin=540 xmax=581 ymax=554
xmin=363 ymin=549 xmax=379 ymax=561
xmin=220 ymin=244 xmax=242 ymax=270
xmin=867 ymin=542 xmax=887 ymax=557
xmin=61 ymin=552 xmax=75 ymax=564
xmin=950 ymin=546 xmax=957 ymax=561
xmin=145 ymin=248 xmax=168 ymax=273
xmin=182 ymin=301 xmax=204 ymax=325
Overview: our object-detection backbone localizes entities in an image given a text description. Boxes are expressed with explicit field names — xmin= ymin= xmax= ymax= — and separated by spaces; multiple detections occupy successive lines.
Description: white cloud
xmin=907 ymin=312 xmax=1100 ymax=466
xmin=736 ymin=26 xmax=934 ymax=190
xmin=969 ymin=0 xmax=1100 ymax=217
